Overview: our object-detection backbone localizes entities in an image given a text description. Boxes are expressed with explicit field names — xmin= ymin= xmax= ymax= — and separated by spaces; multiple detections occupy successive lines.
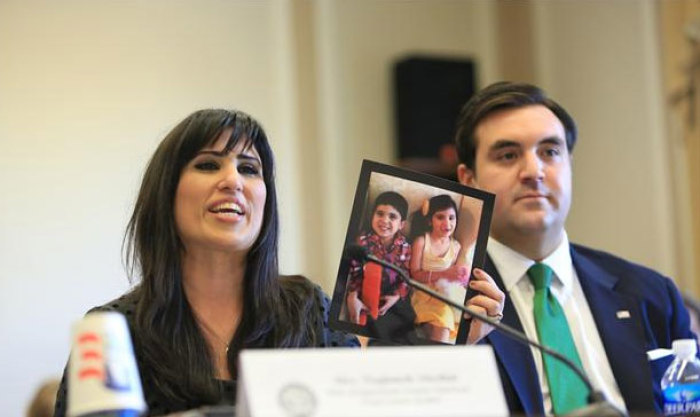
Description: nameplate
xmin=236 ymin=345 xmax=507 ymax=417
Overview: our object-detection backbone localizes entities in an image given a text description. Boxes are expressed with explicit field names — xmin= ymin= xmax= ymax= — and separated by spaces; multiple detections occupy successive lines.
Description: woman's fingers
xmin=465 ymin=304 xmax=490 ymax=344
xmin=467 ymin=294 xmax=502 ymax=318
xmin=467 ymin=268 xmax=505 ymax=318
xmin=469 ymin=269 xmax=505 ymax=300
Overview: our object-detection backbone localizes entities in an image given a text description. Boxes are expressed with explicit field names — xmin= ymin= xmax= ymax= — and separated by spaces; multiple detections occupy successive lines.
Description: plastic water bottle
xmin=67 ymin=312 xmax=146 ymax=417
xmin=661 ymin=339 xmax=700 ymax=416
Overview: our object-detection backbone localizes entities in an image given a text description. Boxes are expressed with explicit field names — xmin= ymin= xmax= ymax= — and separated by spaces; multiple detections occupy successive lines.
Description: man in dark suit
xmin=454 ymin=81 xmax=695 ymax=415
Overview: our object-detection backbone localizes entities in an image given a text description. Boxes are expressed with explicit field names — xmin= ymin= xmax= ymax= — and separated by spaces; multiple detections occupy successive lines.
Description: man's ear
xmin=400 ymin=220 xmax=406 ymax=230
xmin=457 ymin=163 xmax=476 ymax=187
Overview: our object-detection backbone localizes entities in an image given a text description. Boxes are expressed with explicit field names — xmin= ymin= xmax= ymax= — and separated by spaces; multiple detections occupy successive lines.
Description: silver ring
xmin=488 ymin=312 xmax=504 ymax=320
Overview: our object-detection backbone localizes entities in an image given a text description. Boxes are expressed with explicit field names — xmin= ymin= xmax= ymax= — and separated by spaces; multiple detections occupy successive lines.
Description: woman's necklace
xmin=195 ymin=313 xmax=240 ymax=353
xmin=199 ymin=319 xmax=231 ymax=353
xmin=193 ymin=311 xmax=241 ymax=378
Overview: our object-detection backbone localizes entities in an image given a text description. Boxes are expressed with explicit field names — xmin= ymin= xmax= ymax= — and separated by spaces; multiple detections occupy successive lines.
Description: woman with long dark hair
xmin=54 ymin=109 xmax=358 ymax=416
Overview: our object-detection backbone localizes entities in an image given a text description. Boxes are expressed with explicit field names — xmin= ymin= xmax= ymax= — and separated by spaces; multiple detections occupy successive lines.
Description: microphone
xmin=343 ymin=244 xmax=370 ymax=263
xmin=344 ymin=244 xmax=624 ymax=417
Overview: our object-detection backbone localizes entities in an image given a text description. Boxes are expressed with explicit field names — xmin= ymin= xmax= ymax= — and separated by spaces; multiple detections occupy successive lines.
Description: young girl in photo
xmin=410 ymin=194 xmax=470 ymax=343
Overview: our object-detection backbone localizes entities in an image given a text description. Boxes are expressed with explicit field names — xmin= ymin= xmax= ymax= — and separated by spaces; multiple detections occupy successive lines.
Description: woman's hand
xmin=465 ymin=268 xmax=505 ymax=344
xmin=378 ymin=294 xmax=400 ymax=316
xmin=346 ymin=291 xmax=369 ymax=324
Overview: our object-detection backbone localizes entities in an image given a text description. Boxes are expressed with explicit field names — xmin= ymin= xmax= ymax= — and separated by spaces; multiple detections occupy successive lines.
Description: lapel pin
xmin=616 ymin=310 xmax=631 ymax=319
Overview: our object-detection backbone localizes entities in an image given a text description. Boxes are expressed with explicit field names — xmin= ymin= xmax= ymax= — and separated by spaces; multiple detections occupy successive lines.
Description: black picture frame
xmin=329 ymin=160 xmax=494 ymax=346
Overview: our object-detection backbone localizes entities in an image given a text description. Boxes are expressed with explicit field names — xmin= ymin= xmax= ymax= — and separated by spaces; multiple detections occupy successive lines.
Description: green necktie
xmin=527 ymin=263 xmax=589 ymax=415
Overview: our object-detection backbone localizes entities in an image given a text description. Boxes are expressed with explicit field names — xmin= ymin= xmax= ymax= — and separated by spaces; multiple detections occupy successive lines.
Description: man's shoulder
xmin=570 ymin=243 xmax=671 ymax=284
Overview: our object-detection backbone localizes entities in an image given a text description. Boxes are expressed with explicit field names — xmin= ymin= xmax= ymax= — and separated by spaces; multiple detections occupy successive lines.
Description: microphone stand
xmin=355 ymin=249 xmax=625 ymax=417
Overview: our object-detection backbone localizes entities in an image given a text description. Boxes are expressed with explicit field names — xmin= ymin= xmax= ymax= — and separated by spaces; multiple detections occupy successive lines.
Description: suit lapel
xmin=571 ymin=247 xmax=655 ymax=411
xmin=485 ymin=256 xmax=545 ymax=416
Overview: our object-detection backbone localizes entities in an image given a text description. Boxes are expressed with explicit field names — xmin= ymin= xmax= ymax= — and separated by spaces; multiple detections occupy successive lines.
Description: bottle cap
xmin=672 ymin=339 xmax=698 ymax=359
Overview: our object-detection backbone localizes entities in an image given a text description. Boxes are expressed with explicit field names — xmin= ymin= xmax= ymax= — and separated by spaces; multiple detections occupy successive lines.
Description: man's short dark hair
xmin=373 ymin=191 xmax=408 ymax=220
xmin=454 ymin=81 xmax=577 ymax=171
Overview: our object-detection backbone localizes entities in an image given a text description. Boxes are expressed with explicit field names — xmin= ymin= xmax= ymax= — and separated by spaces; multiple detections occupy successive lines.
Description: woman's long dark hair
xmin=123 ymin=109 xmax=317 ymax=406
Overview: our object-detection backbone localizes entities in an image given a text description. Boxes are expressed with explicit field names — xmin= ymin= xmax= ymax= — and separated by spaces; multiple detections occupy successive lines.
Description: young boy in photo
xmin=345 ymin=191 xmax=416 ymax=341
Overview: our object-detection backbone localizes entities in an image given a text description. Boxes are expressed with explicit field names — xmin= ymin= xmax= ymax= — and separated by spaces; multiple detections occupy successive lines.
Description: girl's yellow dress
xmin=411 ymin=233 xmax=466 ymax=341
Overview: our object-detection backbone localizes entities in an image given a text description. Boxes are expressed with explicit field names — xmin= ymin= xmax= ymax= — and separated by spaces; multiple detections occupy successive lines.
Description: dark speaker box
xmin=394 ymin=56 xmax=476 ymax=179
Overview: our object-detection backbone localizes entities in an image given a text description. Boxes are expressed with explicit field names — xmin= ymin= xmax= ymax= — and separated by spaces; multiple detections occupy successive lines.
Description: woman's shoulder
xmin=278 ymin=275 xmax=359 ymax=348
xmin=99 ymin=289 xmax=139 ymax=309
xmin=278 ymin=274 xmax=328 ymax=311
xmin=86 ymin=288 xmax=141 ymax=327
xmin=279 ymin=273 xmax=320 ymax=295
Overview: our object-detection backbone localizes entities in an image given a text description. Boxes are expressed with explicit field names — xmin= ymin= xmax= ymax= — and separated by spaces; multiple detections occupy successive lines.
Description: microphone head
xmin=343 ymin=244 xmax=368 ymax=262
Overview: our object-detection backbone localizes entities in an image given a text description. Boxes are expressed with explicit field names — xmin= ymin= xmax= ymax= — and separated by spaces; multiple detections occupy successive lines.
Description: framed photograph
xmin=329 ymin=160 xmax=494 ymax=346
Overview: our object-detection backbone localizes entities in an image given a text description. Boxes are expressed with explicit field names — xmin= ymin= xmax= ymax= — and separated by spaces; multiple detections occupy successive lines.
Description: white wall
xmin=308 ymin=0 xmax=681 ymax=286
xmin=308 ymin=0 xmax=500 ymax=289
xmin=531 ymin=0 xmax=678 ymax=278
xmin=0 ymin=1 xmax=297 ymax=414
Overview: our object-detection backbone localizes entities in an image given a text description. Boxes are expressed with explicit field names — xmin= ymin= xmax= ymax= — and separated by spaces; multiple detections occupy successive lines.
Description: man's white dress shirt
xmin=487 ymin=234 xmax=627 ymax=415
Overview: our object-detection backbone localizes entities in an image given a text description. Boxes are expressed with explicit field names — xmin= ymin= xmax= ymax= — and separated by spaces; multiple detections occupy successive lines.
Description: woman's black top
xmin=54 ymin=276 xmax=359 ymax=416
